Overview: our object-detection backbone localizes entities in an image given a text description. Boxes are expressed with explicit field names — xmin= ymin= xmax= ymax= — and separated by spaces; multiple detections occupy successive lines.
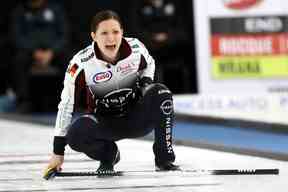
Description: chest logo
xmin=117 ymin=63 xmax=138 ymax=75
xmin=93 ymin=71 xmax=112 ymax=83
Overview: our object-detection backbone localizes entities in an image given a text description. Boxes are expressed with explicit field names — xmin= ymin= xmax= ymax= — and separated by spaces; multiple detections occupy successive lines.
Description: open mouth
xmin=105 ymin=45 xmax=116 ymax=50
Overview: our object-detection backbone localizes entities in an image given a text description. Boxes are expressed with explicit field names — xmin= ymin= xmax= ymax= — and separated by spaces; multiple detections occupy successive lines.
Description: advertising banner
xmin=181 ymin=0 xmax=288 ymax=125
xmin=174 ymin=94 xmax=288 ymax=124
xmin=194 ymin=0 xmax=288 ymax=94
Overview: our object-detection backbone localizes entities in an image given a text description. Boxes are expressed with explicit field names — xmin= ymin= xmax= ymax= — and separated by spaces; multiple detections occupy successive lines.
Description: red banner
xmin=212 ymin=33 xmax=288 ymax=56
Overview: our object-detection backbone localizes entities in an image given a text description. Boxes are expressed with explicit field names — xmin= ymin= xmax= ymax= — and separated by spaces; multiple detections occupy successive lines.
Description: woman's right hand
xmin=46 ymin=153 xmax=64 ymax=172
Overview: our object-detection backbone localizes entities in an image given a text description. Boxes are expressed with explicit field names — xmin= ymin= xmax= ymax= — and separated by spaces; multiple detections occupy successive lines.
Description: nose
xmin=107 ymin=33 xmax=114 ymax=42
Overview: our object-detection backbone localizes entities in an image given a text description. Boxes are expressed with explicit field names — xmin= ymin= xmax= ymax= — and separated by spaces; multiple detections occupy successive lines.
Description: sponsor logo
xmin=117 ymin=63 xmax=137 ymax=74
xmin=131 ymin=44 xmax=140 ymax=49
xmin=164 ymin=117 xmax=173 ymax=154
xmin=245 ymin=17 xmax=283 ymax=33
xmin=160 ymin=99 xmax=173 ymax=115
xmin=100 ymin=88 xmax=134 ymax=108
xmin=79 ymin=47 xmax=90 ymax=55
xmin=93 ymin=71 xmax=112 ymax=83
xmin=223 ymin=0 xmax=262 ymax=10
xmin=81 ymin=52 xmax=94 ymax=62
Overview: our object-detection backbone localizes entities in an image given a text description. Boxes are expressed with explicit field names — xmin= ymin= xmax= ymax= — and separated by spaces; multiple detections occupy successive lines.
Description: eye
xmin=101 ymin=31 xmax=108 ymax=35
xmin=113 ymin=30 xmax=120 ymax=35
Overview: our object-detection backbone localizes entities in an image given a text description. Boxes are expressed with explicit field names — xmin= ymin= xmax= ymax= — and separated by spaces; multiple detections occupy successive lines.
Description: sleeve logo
xmin=67 ymin=63 xmax=79 ymax=77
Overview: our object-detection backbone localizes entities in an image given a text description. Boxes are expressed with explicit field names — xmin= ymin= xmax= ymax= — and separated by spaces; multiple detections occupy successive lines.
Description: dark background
xmin=0 ymin=0 xmax=198 ymax=112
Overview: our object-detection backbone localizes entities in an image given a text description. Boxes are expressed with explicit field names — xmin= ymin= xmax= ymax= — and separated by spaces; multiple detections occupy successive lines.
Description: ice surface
xmin=0 ymin=119 xmax=287 ymax=192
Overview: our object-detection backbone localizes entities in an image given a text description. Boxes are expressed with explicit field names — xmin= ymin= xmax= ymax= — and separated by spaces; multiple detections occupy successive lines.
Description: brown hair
xmin=90 ymin=10 xmax=123 ymax=32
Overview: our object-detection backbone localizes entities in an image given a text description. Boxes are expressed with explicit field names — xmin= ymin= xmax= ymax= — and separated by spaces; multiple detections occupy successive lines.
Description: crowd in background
xmin=0 ymin=0 xmax=197 ymax=113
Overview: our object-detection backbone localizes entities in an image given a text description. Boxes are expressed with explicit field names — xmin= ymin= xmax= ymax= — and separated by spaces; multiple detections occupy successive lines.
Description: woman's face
xmin=91 ymin=19 xmax=123 ymax=62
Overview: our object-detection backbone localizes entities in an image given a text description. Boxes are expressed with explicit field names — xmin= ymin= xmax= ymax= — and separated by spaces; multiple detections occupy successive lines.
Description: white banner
xmin=194 ymin=0 xmax=288 ymax=94
xmin=174 ymin=94 xmax=288 ymax=125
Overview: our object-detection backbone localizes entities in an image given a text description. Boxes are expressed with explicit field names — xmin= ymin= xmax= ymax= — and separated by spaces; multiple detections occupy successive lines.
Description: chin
xmin=109 ymin=54 xmax=117 ymax=59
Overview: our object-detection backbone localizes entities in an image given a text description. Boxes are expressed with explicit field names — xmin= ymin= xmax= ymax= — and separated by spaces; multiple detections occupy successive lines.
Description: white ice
xmin=0 ymin=119 xmax=287 ymax=192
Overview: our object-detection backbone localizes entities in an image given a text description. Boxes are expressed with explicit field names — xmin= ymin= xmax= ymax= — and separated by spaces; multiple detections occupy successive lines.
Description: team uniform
xmin=52 ymin=37 xmax=176 ymax=170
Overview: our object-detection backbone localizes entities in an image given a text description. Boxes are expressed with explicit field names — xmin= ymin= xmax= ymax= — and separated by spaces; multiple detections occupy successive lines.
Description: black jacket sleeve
xmin=53 ymin=136 xmax=67 ymax=155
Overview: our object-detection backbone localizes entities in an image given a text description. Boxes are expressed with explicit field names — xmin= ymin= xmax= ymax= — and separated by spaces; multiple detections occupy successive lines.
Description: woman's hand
xmin=45 ymin=154 xmax=64 ymax=172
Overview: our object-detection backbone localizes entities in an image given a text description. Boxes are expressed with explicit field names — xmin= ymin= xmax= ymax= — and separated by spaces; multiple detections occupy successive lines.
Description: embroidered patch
xmin=67 ymin=63 xmax=79 ymax=77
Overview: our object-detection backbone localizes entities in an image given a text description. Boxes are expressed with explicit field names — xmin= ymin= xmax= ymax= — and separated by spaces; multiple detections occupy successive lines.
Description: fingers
xmin=43 ymin=154 xmax=64 ymax=179
xmin=43 ymin=162 xmax=62 ymax=180
xmin=47 ymin=162 xmax=62 ymax=172
xmin=55 ymin=165 xmax=62 ymax=172
xmin=43 ymin=167 xmax=57 ymax=180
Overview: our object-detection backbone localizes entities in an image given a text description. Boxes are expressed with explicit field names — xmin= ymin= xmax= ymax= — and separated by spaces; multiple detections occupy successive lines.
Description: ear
xmin=120 ymin=28 xmax=124 ymax=36
xmin=90 ymin=32 xmax=96 ymax=41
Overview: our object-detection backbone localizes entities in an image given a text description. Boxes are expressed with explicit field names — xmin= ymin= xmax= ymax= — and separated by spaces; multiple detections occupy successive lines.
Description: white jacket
xmin=54 ymin=37 xmax=155 ymax=137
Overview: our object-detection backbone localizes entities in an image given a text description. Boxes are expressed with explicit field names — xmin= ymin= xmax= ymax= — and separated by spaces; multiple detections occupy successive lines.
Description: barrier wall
xmin=174 ymin=94 xmax=288 ymax=125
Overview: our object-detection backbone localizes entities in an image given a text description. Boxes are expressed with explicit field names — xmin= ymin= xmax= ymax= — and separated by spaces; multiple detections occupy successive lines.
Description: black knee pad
xmin=143 ymin=83 xmax=172 ymax=97
xmin=143 ymin=83 xmax=174 ymax=116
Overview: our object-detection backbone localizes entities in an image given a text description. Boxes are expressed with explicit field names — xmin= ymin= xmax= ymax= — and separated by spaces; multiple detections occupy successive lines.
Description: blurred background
xmin=0 ymin=0 xmax=196 ymax=114
xmin=1 ymin=0 xmax=288 ymax=160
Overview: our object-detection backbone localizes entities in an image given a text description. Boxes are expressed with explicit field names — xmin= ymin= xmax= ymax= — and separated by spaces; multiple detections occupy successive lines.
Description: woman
xmin=44 ymin=10 xmax=179 ymax=176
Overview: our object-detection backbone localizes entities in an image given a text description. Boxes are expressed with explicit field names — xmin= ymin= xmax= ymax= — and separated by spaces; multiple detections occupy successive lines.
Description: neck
xmin=102 ymin=53 xmax=119 ymax=64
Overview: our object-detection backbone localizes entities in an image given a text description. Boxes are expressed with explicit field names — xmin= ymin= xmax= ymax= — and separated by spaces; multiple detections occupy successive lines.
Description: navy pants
xmin=66 ymin=83 xmax=176 ymax=164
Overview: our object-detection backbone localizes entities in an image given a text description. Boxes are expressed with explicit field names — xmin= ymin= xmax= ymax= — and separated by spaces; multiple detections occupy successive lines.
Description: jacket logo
xmin=81 ymin=52 xmax=94 ymax=62
xmin=93 ymin=71 xmax=112 ymax=83
xmin=67 ymin=63 xmax=78 ymax=77
xmin=223 ymin=0 xmax=262 ymax=10
xmin=117 ymin=63 xmax=138 ymax=74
